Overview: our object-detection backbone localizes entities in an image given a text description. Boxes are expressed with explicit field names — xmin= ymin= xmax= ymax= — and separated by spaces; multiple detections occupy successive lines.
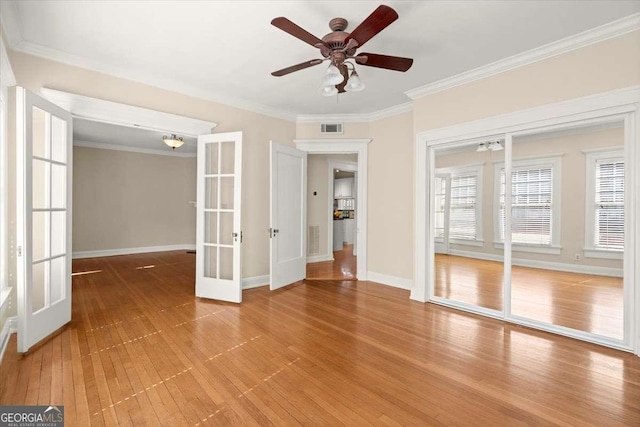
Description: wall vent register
xmin=320 ymin=123 xmax=343 ymax=134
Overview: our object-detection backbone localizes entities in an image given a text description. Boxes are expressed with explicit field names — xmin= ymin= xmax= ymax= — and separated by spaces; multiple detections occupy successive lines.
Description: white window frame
xmin=1 ymin=36 xmax=16 ymax=308
xmin=435 ymin=163 xmax=484 ymax=247
xmin=493 ymin=155 xmax=562 ymax=255
xmin=583 ymin=147 xmax=624 ymax=260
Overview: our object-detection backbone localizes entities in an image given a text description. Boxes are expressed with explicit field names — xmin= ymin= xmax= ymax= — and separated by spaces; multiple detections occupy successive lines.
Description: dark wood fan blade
xmin=345 ymin=5 xmax=398 ymax=48
xmin=356 ymin=53 xmax=413 ymax=72
xmin=271 ymin=17 xmax=328 ymax=48
xmin=271 ymin=59 xmax=323 ymax=77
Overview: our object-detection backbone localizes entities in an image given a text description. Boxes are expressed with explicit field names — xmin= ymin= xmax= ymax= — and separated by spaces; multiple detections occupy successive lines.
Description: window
xmin=584 ymin=149 xmax=624 ymax=259
xmin=1 ymin=36 xmax=16 ymax=305
xmin=434 ymin=175 xmax=446 ymax=242
xmin=494 ymin=156 xmax=561 ymax=253
xmin=434 ymin=164 xmax=483 ymax=246
xmin=449 ymin=173 xmax=478 ymax=240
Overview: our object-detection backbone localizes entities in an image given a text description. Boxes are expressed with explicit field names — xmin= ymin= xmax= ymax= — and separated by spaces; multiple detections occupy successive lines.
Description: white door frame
xmin=414 ymin=86 xmax=640 ymax=355
xmin=327 ymin=159 xmax=357 ymax=259
xmin=295 ymin=139 xmax=371 ymax=281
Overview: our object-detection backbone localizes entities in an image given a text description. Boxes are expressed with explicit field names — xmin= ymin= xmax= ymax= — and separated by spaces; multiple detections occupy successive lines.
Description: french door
xmin=195 ymin=132 xmax=243 ymax=303
xmin=16 ymin=88 xmax=73 ymax=352
xmin=269 ymin=142 xmax=307 ymax=290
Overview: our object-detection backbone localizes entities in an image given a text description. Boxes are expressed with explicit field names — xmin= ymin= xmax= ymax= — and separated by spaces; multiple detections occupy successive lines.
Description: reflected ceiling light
xmin=476 ymin=143 xmax=488 ymax=152
xmin=163 ymin=133 xmax=184 ymax=150
xmin=319 ymin=84 xmax=338 ymax=97
xmin=490 ymin=141 xmax=504 ymax=151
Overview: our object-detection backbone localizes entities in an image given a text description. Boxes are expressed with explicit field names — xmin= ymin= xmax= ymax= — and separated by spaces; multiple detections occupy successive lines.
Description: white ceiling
xmin=74 ymin=119 xmax=197 ymax=155
xmin=2 ymin=1 xmax=639 ymax=119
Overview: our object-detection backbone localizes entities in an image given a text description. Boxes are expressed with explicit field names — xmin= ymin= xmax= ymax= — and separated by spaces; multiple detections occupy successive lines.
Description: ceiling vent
xmin=320 ymin=123 xmax=343 ymax=135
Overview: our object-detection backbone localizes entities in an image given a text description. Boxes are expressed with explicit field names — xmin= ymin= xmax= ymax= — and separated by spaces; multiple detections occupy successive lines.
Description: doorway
xmin=293 ymin=138 xmax=371 ymax=282
xmin=306 ymin=155 xmax=357 ymax=280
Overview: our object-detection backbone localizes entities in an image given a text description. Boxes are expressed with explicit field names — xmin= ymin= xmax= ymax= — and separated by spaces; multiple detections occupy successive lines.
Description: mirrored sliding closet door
xmin=508 ymin=120 xmax=627 ymax=344
xmin=432 ymin=140 xmax=505 ymax=314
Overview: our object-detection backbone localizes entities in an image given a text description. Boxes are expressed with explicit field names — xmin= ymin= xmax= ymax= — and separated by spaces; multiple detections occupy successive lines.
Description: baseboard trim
xmin=0 ymin=316 xmax=17 ymax=365
xmin=242 ymin=275 xmax=269 ymax=290
xmin=306 ymin=254 xmax=334 ymax=264
xmin=73 ymin=244 xmax=197 ymax=259
xmin=367 ymin=272 xmax=413 ymax=291
xmin=448 ymin=249 xmax=623 ymax=277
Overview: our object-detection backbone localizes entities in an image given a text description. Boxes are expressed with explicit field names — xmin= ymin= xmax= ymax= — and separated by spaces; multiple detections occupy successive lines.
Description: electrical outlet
xmin=575 ymin=254 xmax=581 ymax=261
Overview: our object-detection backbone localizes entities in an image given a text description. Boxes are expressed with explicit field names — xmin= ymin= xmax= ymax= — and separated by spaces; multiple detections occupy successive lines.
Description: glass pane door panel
xmin=205 ymin=142 xmax=219 ymax=174
xmin=220 ymin=177 xmax=234 ymax=209
xmin=204 ymin=246 xmax=217 ymax=279
xmin=33 ymin=212 xmax=49 ymax=262
xmin=50 ymin=211 xmax=66 ymax=257
xmin=32 ymin=159 xmax=49 ymax=209
xmin=50 ymin=256 xmax=65 ymax=305
xmin=220 ymin=248 xmax=233 ymax=280
xmin=510 ymin=123 xmax=625 ymax=340
xmin=433 ymin=141 xmax=504 ymax=312
xmin=51 ymin=115 xmax=67 ymax=163
xmin=51 ymin=164 xmax=66 ymax=209
xmin=32 ymin=106 xmax=48 ymax=159
xmin=220 ymin=141 xmax=235 ymax=174
xmin=204 ymin=212 xmax=218 ymax=244
xmin=219 ymin=212 xmax=234 ymax=245
xmin=204 ymin=177 xmax=218 ymax=209
xmin=32 ymin=261 xmax=47 ymax=313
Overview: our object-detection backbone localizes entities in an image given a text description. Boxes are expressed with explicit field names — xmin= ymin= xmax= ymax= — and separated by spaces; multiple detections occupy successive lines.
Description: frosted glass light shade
xmin=163 ymin=134 xmax=184 ymax=150
xmin=345 ymin=71 xmax=365 ymax=92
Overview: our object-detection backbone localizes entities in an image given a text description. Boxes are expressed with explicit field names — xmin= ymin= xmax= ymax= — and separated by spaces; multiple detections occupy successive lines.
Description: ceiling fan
xmin=271 ymin=5 xmax=413 ymax=96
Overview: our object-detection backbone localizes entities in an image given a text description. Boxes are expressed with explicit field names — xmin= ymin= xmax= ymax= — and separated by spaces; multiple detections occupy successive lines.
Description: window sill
xmin=583 ymin=248 xmax=623 ymax=260
xmin=450 ymin=238 xmax=484 ymax=247
xmin=493 ymin=242 xmax=561 ymax=255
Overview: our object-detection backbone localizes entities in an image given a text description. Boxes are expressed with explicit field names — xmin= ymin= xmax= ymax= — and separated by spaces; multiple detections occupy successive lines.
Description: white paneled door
xmin=195 ymin=132 xmax=243 ymax=303
xmin=16 ymin=88 xmax=73 ymax=352
xmin=270 ymin=142 xmax=307 ymax=290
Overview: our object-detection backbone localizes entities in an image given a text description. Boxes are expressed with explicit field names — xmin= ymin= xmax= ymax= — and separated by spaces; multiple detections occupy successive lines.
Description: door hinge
xmin=240 ymin=231 xmax=243 ymax=243
xmin=269 ymin=228 xmax=279 ymax=238
xmin=17 ymin=246 xmax=22 ymax=257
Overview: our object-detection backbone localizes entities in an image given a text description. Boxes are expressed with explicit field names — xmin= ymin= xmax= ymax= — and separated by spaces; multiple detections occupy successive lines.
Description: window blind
xmin=449 ymin=174 xmax=477 ymax=240
xmin=434 ymin=176 xmax=446 ymax=240
xmin=594 ymin=160 xmax=624 ymax=249
xmin=499 ymin=167 xmax=553 ymax=245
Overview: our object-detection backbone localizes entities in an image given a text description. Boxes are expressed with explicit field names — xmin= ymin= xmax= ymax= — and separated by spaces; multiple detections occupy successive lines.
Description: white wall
xmin=73 ymin=146 xmax=196 ymax=253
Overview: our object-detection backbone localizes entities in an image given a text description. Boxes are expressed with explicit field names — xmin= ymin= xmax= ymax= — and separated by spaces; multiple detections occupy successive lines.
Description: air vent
xmin=308 ymin=225 xmax=320 ymax=255
xmin=320 ymin=123 xmax=343 ymax=134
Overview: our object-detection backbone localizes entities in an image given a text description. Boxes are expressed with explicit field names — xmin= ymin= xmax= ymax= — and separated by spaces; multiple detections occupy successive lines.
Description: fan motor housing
xmin=321 ymin=18 xmax=357 ymax=57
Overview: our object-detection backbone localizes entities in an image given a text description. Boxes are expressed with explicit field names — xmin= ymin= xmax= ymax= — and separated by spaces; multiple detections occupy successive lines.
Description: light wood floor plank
xmin=1 ymin=250 xmax=639 ymax=426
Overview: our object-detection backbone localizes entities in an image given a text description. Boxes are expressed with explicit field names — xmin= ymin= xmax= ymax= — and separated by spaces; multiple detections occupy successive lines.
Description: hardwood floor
xmin=2 ymin=251 xmax=639 ymax=426
xmin=306 ymin=244 xmax=356 ymax=280
xmin=435 ymin=254 xmax=624 ymax=339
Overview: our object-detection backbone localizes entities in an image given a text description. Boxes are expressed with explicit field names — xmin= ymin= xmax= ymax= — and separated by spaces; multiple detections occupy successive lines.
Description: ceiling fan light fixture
xmin=319 ymin=85 xmax=338 ymax=97
xmin=345 ymin=69 xmax=365 ymax=92
xmin=323 ymin=64 xmax=345 ymax=85
xmin=163 ymin=133 xmax=184 ymax=150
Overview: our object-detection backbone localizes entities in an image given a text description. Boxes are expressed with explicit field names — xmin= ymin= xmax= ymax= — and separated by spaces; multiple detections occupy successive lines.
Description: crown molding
xmin=405 ymin=13 xmax=640 ymax=100
xmin=296 ymin=102 xmax=412 ymax=124
xmin=7 ymin=37 xmax=297 ymax=122
xmin=41 ymin=88 xmax=216 ymax=137
xmin=74 ymin=140 xmax=196 ymax=158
